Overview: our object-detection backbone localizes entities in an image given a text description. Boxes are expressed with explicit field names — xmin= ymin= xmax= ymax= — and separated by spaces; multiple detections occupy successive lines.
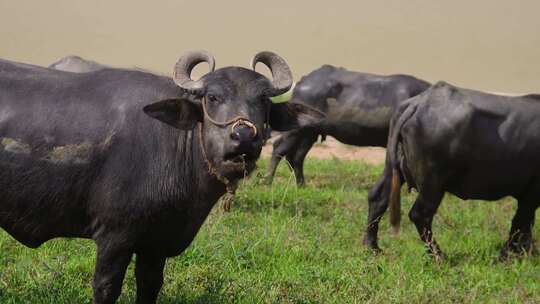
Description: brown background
xmin=1 ymin=0 xmax=539 ymax=93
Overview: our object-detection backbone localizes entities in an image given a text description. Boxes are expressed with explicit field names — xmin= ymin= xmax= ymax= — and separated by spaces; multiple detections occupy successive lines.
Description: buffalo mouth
xmin=219 ymin=152 xmax=258 ymax=179
xmin=223 ymin=148 xmax=260 ymax=163
xmin=224 ymin=152 xmax=255 ymax=163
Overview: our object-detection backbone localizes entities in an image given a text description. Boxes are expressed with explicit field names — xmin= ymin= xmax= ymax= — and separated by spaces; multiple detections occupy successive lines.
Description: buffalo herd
xmin=0 ymin=52 xmax=538 ymax=303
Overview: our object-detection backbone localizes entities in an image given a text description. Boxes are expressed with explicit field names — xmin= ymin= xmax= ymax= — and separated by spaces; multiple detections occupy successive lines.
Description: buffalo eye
xmin=207 ymin=94 xmax=218 ymax=103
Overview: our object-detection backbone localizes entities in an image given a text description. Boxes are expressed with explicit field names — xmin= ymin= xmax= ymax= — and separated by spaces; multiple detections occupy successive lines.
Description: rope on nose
xmin=198 ymin=123 xmax=238 ymax=212
xmin=201 ymin=96 xmax=258 ymax=132
xmin=198 ymin=96 xmax=261 ymax=212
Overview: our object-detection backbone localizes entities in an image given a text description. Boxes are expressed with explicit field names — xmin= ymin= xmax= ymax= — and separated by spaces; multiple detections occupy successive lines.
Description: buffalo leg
xmin=409 ymin=187 xmax=445 ymax=259
xmin=363 ymin=166 xmax=394 ymax=250
xmin=135 ymin=253 xmax=167 ymax=304
xmin=265 ymin=134 xmax=293 ymax=184
xmin=92 ymin=243 xmax=133 ymax=304
xmin=285 ymin=132 xmax=317 ymax=186
xmin=502 ymin=199 xmax=539 ymax=257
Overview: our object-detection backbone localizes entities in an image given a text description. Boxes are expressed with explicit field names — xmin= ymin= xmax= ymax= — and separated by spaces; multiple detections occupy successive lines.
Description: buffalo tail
xmin=387 ymin=103 xmax=418 ymax=234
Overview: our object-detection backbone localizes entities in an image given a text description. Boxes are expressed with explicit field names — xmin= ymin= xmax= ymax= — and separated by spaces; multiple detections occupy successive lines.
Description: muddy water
xmin=1 ymin=0 xmax=539 ymax=93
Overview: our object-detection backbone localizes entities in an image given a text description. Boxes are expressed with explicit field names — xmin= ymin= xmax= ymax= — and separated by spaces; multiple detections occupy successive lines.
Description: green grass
xmin=0 ymin=158 xmax=539 ymax=303
xmin=271 ymin=93 xmax=291 ymax=103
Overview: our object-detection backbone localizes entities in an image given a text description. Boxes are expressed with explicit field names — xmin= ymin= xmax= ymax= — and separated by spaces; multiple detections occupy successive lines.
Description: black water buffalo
xmin=266 ymin=65 xmax=430 ymax=185
xmin=0 ymin=51 xmax=322 ymax=303
xmin=49 ymin=55 xmax=106 ymax=72
xmin=364 ymin=81 xmax=540 ymax=259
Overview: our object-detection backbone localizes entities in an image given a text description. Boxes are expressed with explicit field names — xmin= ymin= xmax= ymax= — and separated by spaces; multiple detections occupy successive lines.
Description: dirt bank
xmin=261 ymin=134 xmax=386 ymax=164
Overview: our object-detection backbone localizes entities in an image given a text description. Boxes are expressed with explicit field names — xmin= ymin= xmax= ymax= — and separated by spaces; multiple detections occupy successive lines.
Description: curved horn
xmin=251 ymin=51 xmax=293 ymax=96
xmin=173 ymin=50 xmax=215 ymax=93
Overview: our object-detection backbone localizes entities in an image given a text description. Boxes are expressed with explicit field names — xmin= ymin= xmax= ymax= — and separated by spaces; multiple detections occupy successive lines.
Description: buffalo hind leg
xmin=135 ymin=253 xmax=167 ymax=304
xmin=363 ymin=165 xmax=394 ymax=251
xmin=286 ymin=132 xmax=317 ymax=186
xmin=92 ymin=242 xmax=133 ymax=304
xmin=409 ymin=187 xmax=445 ymax=260
xmin=502 ymin=199 xmax=539 ymax=258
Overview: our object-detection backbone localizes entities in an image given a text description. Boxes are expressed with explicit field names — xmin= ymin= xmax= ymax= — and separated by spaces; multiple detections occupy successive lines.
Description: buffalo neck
xmin=171 ymin=124 xmax=227 ymax=208
xmin=127 ymin=120 xmax=227 ymax=213
xmin=188 ymin=124 xmax=228 ymax=204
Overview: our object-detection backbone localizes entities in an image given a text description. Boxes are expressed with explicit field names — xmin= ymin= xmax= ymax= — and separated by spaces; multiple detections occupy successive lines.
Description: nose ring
xmin=231 ymin=119 xmax=258 ymax=137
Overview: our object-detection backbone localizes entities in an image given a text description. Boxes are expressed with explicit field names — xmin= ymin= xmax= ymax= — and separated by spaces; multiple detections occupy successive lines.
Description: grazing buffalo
xmin=49 ymin=55 xmax=106 ymax=72
xmin=0 ymin=51 xmax=322 ymax=303
xmin=364 ymin=81 xmax=540 ymax=259
xmin=266 ymin=65 xmax=430 ymax=186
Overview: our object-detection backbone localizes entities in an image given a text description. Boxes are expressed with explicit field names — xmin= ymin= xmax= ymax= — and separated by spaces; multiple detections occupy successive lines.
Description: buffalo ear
xmin=143 ymin=99 xmax=202 ymax=129
xmin=269 ymin=102 xmax=326 ymax=131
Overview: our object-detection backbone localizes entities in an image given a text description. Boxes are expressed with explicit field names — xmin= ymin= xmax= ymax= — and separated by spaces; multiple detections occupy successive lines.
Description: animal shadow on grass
xmin=158 ymin=278 xmax=231 ymax=304
xmin=440 ymin=251 xmax=476 ymax=267
xmin=436 ymin=241 xmax=538 ymax=267
xmin=159 ymin=293 xmax=229 ymax=304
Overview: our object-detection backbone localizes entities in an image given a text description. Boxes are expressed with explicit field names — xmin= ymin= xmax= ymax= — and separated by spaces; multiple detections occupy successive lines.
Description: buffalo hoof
xmin=256 ymin=171 xmax=274 ymax=185
xmin=500 ymin=240 xmax=535 ymax=260
xmin=262 ymin=176 xmax=274 ymax=185
xmin=362 ymin=236 xmax=382 ymax=253
xmin=425 ymin=242 xmax=445 ymax=262
xmin=221 ymin=194 xmax=235 ymax=212
xmin=428 ymin=250 xmax=446 ymax=263
xmin=294 ymin=178 xmax=305 ymax=187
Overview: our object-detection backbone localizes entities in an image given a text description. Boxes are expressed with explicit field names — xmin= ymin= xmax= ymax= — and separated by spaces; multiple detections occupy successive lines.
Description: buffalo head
xmin=143 ymin=50 xmax=323 ymax=180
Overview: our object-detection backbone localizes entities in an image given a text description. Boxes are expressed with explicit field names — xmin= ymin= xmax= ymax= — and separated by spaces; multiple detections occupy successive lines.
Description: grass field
xmin=0 ymin=158 xmax=539 ymax=303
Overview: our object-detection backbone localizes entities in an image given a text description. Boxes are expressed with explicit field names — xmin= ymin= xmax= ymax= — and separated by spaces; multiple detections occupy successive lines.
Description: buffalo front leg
xmin=502 ymin=199 xmax=539 ymax=258
xmin=135 ymin=253 xmax=167 ymax=304
xmin=409 ymin=187 xmax=445 ymax=260
xmin=285 ymin=131 xmax=318 ymax=187
xmin=265 ymin=135 xmax=288 ymax=184
xmin=92 ymin=242 xmax=133 ymax=304
xmin=363 ymin=166 xmax=393 ymax=251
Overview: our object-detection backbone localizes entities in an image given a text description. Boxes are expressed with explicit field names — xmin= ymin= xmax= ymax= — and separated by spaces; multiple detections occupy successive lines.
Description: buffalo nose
xmin=230 ymin=124 xmax=257 ymax=146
